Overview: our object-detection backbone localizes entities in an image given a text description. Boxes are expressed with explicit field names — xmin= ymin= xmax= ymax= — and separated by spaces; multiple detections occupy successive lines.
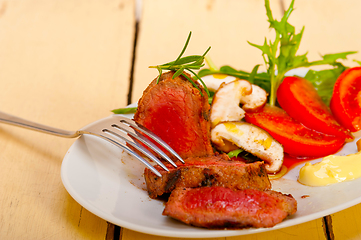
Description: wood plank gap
xmin=106 ymin=222 xmax=116 ymax=240
xmin=127 ymin=21 xmax=140 ymax=105
xmin=322 ymin=215 xmax=335 ymax=240
xmin=113 ymin=224 xmax=122 ymax=240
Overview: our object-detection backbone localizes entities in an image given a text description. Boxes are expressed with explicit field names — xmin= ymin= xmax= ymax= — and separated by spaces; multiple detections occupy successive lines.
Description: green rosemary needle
xmin=149 ymin=32 xmax=211 ymax=97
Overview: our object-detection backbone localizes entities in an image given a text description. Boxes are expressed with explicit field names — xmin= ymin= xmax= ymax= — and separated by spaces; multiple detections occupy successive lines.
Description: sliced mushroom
xmin=210 ymin=80 xmax=252 ymax=127
xmin=211 ymin=121 xmax=284 ymax=173
xmin=210 ymin=79 xmax=268 ymax=127
xmin=201 ymin=75 xmax=268 ymax=111
xmin=241 ymin=84 xmax=268 ymax=112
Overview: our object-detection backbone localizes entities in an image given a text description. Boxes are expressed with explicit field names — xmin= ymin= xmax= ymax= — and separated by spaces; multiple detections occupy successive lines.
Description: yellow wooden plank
xmin=328 ymin=203 xmax=361 ymax=239
xmin=0 ymin=0 xmax=135 ymax=239
xmin=126 ymin=0 xmax=326 ymax=239
xmin=131 ymin=0 xmax=283 ymax=103
xmin=227 ymin=220 xmax=326 ymax=240
xmin=121 ymin=219 xmax=326 ymax=240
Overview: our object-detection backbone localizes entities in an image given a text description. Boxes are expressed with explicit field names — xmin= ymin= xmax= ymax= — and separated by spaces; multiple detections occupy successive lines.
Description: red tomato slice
xmin=330 ymin=66 xmax=361 ymax=132
xmin=277 ymin=76 xmax=352 ymax=140
xmin=245 ymin=105 xmax=345 ymax=158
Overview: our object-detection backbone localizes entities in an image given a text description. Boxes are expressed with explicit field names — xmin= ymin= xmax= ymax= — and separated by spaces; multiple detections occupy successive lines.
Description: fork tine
xmin=102 ymin=128 xmax=170 ymax=172
xmin=117 ymin=116 xmax=185 ymax=164
xmin=112 ymin=123 xmax=178 ymax=168
xmin=90 ymin=130 xmax=163 ymax=177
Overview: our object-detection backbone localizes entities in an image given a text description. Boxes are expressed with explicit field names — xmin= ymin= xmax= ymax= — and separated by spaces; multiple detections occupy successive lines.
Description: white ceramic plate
xmin=61 ymin=115 xmax=361 ymax=238
xmin=61 ymin=73 xmax=361 ymax=238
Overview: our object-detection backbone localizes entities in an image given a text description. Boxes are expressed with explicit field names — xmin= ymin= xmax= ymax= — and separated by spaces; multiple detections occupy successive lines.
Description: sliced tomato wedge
xmin=330 ymin=66 xmax=361 ymax=132
xmin=245 ymin=105 xmax=345 ymax=158
xmin=277 ymin=76 xmax=352 ymax=140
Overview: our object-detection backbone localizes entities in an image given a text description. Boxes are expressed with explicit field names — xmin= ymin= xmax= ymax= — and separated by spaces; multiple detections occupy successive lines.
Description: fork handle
xmin=0 ymin=111 xmax=79 ymax=138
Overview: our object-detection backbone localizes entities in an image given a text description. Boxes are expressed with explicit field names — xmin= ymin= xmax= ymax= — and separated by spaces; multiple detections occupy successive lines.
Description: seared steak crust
xmin=163 ymin=186 xmax=297 ymax=229
xmin=134 ymin=71 xmax=214 ymax=160
xmin=144 ymin=155 xmax=271 ymax=199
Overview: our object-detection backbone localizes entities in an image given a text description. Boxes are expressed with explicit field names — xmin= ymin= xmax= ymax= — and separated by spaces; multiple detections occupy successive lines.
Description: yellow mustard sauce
xmin=298 ymin=151 xmax=361 ymax=186
xmin=212 ymin=74 xmax=229 ymax=79
xmin=254 ymin=137 xmax=273 ymax=150
xmin=223 ymin=122 xmax=244 ymax=136
xmin=268 ymin=165 xmax=288 ymax=180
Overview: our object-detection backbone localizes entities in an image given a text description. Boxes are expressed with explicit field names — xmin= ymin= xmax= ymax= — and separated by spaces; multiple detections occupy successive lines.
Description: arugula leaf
xmin=247 ymin=0 xmax=356 ymax=105
xmin=227 ymin=149 xmax=244 ymax=158
xmin=200 ymin=0 xmax=357 ymax=106
xmin=303 ymin=64 xmax=346 ymax=105
xmin=302 ymin=52 xmax=357 ymax=68
xmin=227 ymin=148 xmax=263 ymax=163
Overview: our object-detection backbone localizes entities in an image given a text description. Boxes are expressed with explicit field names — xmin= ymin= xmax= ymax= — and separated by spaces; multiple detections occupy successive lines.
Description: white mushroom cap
xmin=209 ymin=79 xmax=268 ymax=127
xmin=241 ymin=84 xmax=268 ymax=111
xmin=211 ymin=121 xmax=284 ymax=173
xmin=210 ymin=80 xmax=252 ymax=127
xmin=200 ymin=75 xmax=268 ymax=111
xmin=199 ymin=74 xmax=236 ymax=92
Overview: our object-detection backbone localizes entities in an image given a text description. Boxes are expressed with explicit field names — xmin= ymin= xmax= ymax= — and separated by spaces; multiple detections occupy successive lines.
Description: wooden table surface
xmin=1 ymin=0 xmax=360 ymax=239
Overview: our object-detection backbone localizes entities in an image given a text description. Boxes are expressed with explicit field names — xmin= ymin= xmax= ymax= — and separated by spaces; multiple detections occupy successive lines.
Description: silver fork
xmin=0 ymin=111 xmax=184 ymax=177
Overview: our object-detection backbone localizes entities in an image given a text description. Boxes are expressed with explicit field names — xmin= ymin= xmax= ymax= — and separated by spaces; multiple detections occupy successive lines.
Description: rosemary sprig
xmin=149 ymin=32 xmax=211 ymax=97
xmin=111 ymin=107 xmax=137 ymax=114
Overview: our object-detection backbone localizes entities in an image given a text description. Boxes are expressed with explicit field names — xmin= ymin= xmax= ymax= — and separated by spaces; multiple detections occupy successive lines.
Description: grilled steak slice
xmin=163 ymin=186 xmax=297 ymax=229
xmin=144 ymin=155 xmax=271 ymax=199
xmin=134 ymin=71 xmax=214 ymax=160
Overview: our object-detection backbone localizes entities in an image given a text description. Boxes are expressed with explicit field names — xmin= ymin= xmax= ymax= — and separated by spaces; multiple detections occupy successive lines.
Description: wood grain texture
xmin=0 ymin=0 xmax=135 ymax=239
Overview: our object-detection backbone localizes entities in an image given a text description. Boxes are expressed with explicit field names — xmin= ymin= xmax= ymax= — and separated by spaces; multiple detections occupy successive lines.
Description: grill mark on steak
xmin=164 ymin=169 xmax=181 ymax=192
xmin=201 ymin=168 xmax=216 ymax=186
xmin=163 ymin=186 xmax=297 ymax=229
xmin=134 ymin=71 xmax=214 ymax=160
xmin=144 ymin=155 xmax=271 ymax=199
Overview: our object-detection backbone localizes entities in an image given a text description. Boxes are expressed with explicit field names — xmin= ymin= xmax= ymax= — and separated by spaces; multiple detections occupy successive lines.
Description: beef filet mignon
xmin=163 ymin=186 xmax=297 ymax=229
xmin=144 ymin=154 xmax=271 ymax=199
xmin=134 ymin=71 xmax=214 ymax=160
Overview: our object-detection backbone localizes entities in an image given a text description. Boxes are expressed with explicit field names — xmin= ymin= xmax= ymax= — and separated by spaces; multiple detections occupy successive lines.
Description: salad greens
xmin=304 ymin=65 xmax=346 ymax=106
xmin=227 ymin=149 xmax=244 ymax=159
xmin=199 ymin=0 xmax=357 ymax=106
xmin=227 ymin=148 xmax=261 ymax=163
xmin=200 ymin=57 xmax=272 ymax=93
